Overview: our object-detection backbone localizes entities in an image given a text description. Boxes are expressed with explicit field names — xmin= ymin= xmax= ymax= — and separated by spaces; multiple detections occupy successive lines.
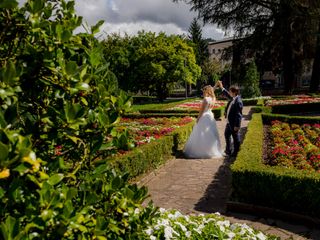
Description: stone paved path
xmin=137 ymin=106 xmax=320 ymax=240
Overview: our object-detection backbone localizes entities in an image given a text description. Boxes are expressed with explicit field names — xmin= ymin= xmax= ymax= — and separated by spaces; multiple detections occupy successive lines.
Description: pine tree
xmin=188 ymin=18 xmax=208 ymax=66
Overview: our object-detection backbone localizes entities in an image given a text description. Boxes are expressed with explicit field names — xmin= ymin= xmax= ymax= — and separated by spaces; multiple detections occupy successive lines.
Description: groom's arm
xmin=222 ymin=88 xmax=232 ymax=100
xmin=218 ymin=81 xmax=232 ymax=99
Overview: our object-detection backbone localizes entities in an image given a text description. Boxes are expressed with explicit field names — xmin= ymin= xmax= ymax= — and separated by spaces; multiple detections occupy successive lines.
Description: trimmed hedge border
xmin=271 ymin=102 xmax=320 ymax=114
xmin=242 ymin=99 xmax=258 ymax=106
xmin=262 ymin=113 xmax=320 ymax=124
xmin=95 ymin=121 xmax=194 ymax=180
xmin=231 ymin=113 xmax=320 ymax=217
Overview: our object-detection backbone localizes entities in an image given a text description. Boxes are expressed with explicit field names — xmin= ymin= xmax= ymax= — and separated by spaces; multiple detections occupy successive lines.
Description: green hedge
xmin=271 ymin=102 xmax=320 ymax=114
xmin=262 ymin=113 xmax=320 ymax=125
xmin=231 ymin=113 xmax=320 ymax=217
xmin=242 ymin=99 xmax=258 ymax=106
xmin=132 ymin=96 xmax=157 ymax=104
xmin=97 ymin=121 xmax=194 ymax=180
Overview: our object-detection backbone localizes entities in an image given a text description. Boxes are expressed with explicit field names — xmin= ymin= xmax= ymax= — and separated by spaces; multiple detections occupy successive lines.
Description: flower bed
xmin=231 ymin=113 xmax=320 ymax=217
xmin=118 ymin=116 xmax=194 ymax=147
xmin=167 ymin=99 xmax=226 ymax=111
xmin=265 ymin=95 xmax=320 ymax=106
xmin=143 ymin=209 xmax=276 ymax=240
xmin=268 ymin=121 xmax=320 ymax=171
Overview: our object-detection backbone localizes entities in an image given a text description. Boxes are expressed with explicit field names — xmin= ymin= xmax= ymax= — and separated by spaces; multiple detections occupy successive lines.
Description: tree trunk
xmin=282 ymin=6 xmax=295 ymax=94
xmin=310 ymin=22 xmax=320 ymax=93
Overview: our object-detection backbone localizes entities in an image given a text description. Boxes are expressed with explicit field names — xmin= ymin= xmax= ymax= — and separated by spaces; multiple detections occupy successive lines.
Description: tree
xmin=103 ymin=32 xmax=201 ymax=101
xmin=310 ymin=22 xmax=320 ymax=92
xmin=188 ymin=18 xmax=209 ymax=94
xmin=241 ymin=61 xmax=261 ymax=98
xmin=188 ymin=18 xmax=208 ymax=65
xmin=174 ymin=0 xmax=319 ymax=93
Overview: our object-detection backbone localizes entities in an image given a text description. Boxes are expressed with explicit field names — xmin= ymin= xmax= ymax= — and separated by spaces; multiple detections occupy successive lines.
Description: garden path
xmin=138 ymin=106 xmax=320 ymax=240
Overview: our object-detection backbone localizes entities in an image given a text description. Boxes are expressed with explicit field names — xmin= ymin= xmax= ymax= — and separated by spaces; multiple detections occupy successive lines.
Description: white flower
xmin=227 ymin=232 xmax=236 ymax=239
xmin=173 ymin=210 xmax=183 ymax=219
xmin=159 ymin=208 xmax=166 ymax=213
xmin=256 ymin=232 xmax=267 ymax=240
xmin=150 ymin=236 xmax=157 ymax=240
xmin=145 ymin=228 xmax=153 ymax=236
xmin=134 ymin=208 xmax=140 ymax=215
xmin=175 ymin=222 xmax=187 ymax=232
xmin=164 ymin=225 xmax=179 ymax=240
xmin=29 ymin=151 xmax=36 ymax=161
xmin=185 ymin=231 xmax=191 ymax=238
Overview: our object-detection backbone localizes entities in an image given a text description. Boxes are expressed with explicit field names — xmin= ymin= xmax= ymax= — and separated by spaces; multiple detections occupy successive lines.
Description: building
xmin=207 ymin=38 xmax=234 ymax=67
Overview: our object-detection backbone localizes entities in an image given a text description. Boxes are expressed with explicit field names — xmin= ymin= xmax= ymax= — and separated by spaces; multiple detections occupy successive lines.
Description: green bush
xmin=242 ymin=99 xmax=258 ymax=106
xmin=271 ymin=102 xmax=320 ymax=114
xmin=231 ymin=113 xmax=320 ymax=217
xmin=262 ymin=113 xmax=320 ymax=125
xmin=97 ymin=122 xmax=194 ymax=179
xmin=240 ymin=61 xmax=261 ymax=98
xmin=0 ymin=1 xmax=159 ymax=238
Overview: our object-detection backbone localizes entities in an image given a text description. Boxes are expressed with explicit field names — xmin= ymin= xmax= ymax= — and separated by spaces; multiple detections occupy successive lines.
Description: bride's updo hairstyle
xmin=202 ymin=85 xmax=215 ymax=99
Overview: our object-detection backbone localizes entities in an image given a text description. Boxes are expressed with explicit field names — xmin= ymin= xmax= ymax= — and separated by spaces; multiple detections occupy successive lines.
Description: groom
xmin=218 ymin=81 xmax=243 ymax=157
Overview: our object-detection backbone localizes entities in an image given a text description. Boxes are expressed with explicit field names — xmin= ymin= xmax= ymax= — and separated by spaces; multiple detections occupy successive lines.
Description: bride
xmin=183 ymin=84 xmax=223 ymax=159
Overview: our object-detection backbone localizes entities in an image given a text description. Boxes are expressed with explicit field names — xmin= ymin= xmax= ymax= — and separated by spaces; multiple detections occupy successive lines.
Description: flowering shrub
xmin=115 ymin=116 xmax=194 ymax=149
xmin=167 ymin=100 xmax=226 ymax=111
xmin=265 ymin=95 xmax=320 ymax=106
xmin=269 ymin=121 xmax=320 ymax=171
xmin=142 ymin=209 xmax=277 ymax=240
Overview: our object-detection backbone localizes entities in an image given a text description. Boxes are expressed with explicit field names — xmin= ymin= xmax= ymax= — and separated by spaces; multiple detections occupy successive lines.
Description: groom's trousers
xmin=224 ymin=123 xmax=240 ymax=155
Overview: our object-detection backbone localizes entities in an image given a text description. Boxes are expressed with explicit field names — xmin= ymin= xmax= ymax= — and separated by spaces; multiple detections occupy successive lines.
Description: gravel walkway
xmin=137 ymin=106 xmax=320 ymax=240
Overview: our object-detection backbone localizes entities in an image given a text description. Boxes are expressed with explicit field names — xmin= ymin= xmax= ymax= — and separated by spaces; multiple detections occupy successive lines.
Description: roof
xmin=208 ymin=37 xmax=244 ymax=46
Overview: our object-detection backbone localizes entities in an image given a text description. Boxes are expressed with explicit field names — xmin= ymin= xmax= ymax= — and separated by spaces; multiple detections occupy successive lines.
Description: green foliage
xmin=271 ymin=102 xmax=320 ymax=115
xmin=231 ymin=113 xmax=320 ymax=217
xmin=0 ymin=1 xmax=160 ymax=238
xmin=241 ymin=61 xmax=261 ymax=98
xmin=103 ymin=32 xmax=201 ymax=101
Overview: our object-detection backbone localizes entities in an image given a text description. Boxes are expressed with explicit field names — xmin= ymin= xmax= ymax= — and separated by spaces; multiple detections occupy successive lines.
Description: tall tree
xmin=310 ymin=22 xmax=320 ymax=92
xmin=188 ymin=18 xmax=209 ymax=93
xmin=188 ymin=18 xmax=208 ymax=65
xmin=174 ymin=0 xmax=318 ymax=93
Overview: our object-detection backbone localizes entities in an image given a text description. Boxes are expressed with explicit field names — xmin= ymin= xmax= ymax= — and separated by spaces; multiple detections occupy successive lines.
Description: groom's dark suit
xmin=222 ymin=88 xmax=243 ymax=156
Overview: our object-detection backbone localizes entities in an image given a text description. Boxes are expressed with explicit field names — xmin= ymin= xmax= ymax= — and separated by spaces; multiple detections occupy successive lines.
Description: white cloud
xmin=18 ymin=0 xmax=227 ymax=40
xmin=99 ymin=21 xmax=186 ymax=37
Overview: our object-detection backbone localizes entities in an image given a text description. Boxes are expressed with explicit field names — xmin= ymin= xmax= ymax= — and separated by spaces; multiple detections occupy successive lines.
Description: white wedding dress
xmin=183 ymin=97 xmax=223 ymax=159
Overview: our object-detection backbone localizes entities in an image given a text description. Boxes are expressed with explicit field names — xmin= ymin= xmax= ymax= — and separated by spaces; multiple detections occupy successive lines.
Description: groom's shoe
xmin=231 ymin=152 xmax=238 ymax=158
xmin=222 ymin=150 xmax=231 ymax=157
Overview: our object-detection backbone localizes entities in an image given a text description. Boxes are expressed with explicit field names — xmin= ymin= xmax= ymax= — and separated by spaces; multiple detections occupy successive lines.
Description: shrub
xmin=240 ymin=61 xmax=261 ymax=98
xmin=231 ymin=114 xmax=320 ymax=217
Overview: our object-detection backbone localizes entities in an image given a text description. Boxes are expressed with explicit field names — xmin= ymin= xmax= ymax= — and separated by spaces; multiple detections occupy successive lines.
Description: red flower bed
xmin=265 ymin=95 xmax=320 ymax=106
xmin=269 ymin=120 xmax=320 ymax=171
xmin=118 ymin=116 xmax=194 ymax=147
xmin=167 ymin=100 xmax=226 ymax=111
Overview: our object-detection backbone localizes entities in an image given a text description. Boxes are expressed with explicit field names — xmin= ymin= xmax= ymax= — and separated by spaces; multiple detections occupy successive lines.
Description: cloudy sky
xmin=73 ymin=0 xmax=228 ymax=40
